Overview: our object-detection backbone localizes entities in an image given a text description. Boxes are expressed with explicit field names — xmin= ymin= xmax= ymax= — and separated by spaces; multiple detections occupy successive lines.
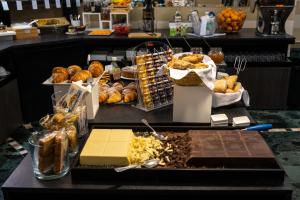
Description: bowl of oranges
xmin=217 ymin=7 xmax=247 ymax=33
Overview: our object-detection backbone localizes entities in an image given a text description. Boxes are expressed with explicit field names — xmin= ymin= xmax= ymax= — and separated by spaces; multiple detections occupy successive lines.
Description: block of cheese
xmin=80 ymin=129 xmax=134 ymax=166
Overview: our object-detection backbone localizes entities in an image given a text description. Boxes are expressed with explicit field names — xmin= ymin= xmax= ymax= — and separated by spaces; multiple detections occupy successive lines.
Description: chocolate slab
xmin=187 ymin=130 xmax=276 ymax=168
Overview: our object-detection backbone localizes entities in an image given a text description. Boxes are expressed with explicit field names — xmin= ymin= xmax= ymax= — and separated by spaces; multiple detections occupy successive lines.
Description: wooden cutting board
xmin=128 ymin=32 xmax=161 ymax=38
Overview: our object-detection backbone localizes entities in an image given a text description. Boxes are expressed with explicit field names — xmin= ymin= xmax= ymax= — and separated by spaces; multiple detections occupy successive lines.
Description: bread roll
xmin=234 ymin=82 xmax=242 ymax=92
xmin=67 ymin=65 xmax=82 ymax=77
xmin=226 ymin=75 xmax=238 ymax=90
xmin=214 ymin=79 xmax=227 ymax=93
xmin=52 ymin=72 xmax=68 ymax=83
xmin=124 ymin=82 xmax=136 ymax=90
xmin=88 ymin=61 xmax=104 ymax=78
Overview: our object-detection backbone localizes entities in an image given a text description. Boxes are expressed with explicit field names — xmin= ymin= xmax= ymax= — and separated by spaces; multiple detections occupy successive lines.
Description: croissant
xmin=172 ymin=60 xmax=195 ymax=70
xmin=234 ymin=82 xmax=242 ymax=92
xmin=226 ymin=75 xmax=238 ymax=90
xmin=124 ymin=82 xmax=136 ymax=90
xmin=107 ymin=88 xmax=122 ymax=104
xmin=181 ymin=54 xmax=204 ymax=64
xmin=123 ymin=88 xmax=137 ymax=103
xmin=112 ymin=82 xmax=123 ymax=93
xmin=214 ymin=79 xmax=227 ymax=93
xmin=71 ymin=70 xmax=92 ymax=82
xmin=52 ymin=67 xmax=68 ymax=77
xmin=52 ymin=72 xmax=68 ymax=83
xmin=67 ymin=65 xmax=82 ymax=77
xmin=88 ymin=61 xmax=104 ymax=78
xmin=226 ymin=88 xmax=235 ymax=93
xmin=99 ymin=84 xmax=109 ymax=103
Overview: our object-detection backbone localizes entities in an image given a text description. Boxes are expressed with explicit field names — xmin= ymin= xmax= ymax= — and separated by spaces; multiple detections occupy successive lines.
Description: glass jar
xmin=208 ymin=47 xmax=225 ymax=64
xmin=28 ymin=130 xmax=69 ymax=180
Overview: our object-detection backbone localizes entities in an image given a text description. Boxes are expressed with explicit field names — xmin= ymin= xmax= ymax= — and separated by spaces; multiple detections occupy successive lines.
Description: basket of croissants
xmin=167 ymin=53 xmax=216 ymax=87
xmin=50 ymin=61 xmax=104 ymax=84
xmin=213 ymin=74 xmax=249 ymax=108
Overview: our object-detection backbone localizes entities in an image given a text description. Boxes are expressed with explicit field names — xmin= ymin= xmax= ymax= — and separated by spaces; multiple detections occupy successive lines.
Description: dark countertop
xmin=1 ymin=153 xmax=293 ymax=200
xmin=89 ymin=104 xmax=255 ymax=129
xmin=0 ymin=29 xmax=295 ymax=52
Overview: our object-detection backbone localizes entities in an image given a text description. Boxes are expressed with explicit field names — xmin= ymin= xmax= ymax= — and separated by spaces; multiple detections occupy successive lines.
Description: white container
xmin=43 ymin=78 xmax=100 ymax=120
xmin=173 ymin=85 xmax=212 ymax=123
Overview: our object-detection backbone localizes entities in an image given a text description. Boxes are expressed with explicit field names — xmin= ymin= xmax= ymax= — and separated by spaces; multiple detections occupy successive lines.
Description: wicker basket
xmin=172 ymin=71 xmax=204 ymax=86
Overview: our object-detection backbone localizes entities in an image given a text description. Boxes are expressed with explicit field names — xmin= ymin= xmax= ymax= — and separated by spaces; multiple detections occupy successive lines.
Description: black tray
xmin=71 ymin=127 xmax=285 ymax=186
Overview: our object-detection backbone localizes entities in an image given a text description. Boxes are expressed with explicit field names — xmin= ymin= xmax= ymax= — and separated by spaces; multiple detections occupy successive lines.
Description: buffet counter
xmin=0 ymin=29 xmax=295 ymax=53
xmin=0 ymin=28 xmax=295 ymax=122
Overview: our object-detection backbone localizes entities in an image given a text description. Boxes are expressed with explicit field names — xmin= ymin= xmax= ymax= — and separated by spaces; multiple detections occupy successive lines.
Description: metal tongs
xmin=234 ymin=56 xmax=247 ymax=75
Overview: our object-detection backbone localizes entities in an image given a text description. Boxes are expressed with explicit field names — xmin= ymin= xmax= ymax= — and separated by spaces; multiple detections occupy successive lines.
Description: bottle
xmin=111 ymin=57 xmax=121 ymax=80
xmin=143 ymin=0 xmax=155 ymax=32
xmin=174 ymin=8 xmax=182 ymax=23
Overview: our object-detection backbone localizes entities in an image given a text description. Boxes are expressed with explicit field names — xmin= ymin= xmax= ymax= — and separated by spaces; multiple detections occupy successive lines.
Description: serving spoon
xmin=115 ymin=159 xmax=159 ymax=173
xmin=141 ymin=119 xmax=167 ymax=141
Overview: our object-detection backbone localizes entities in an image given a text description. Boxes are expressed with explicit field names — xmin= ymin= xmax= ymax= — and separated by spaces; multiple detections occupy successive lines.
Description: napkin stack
xmin=211 ymin=114 xmax=228 ymax=127
xmin=232 ymin=116 xmax=250 ymax=127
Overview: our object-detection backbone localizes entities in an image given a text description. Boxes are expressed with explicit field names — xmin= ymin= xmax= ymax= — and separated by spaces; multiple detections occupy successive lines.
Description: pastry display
xmin=67 ymin=65 xmax=82 ymax=77
xmin=121 ymin=66 xmax=137 ymax=79
xmin=98 ymin=81 xmax=137 ymax=104
xmin=88 ymin=61 xmax=104 ymax=78
xmin=167 ymin=54 xmax=208 ymax=70
xmin=214 ymin=75 xmax=242 ymax=93
xmin=135 ymin=51 xmax=173 ymax=110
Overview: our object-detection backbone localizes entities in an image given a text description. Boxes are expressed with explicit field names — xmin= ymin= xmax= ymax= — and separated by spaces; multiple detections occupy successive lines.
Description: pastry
xmin=226 ymin=88 xmax=235 ymax=93
xmin=123 ymin=88 xmax=137 ymax=103
xmin=172 ymin=60 xmax=195 ymax=70
xmin=181 ymin=54 xmax=204 ymax=64
xmin=121 ymin=66 xmax=137 ymax=79
xmin=99 ymin=84 xmax=109 ymax=103
xmin=234 ymin=82 xmax=242 ymax=92
xmin=66 ymin=125 xmax=77 ymax=154
xmin=70 ymin=70 xmax=92 ymax=82
xmin=52 ymin=72 xmax=68 ymax=83
xmin=194 ymin=63 xmax=209 ymax=69
xmin=52 ymin=112 xmax=65 ymax=125
xmin=226 ymin=75 xmax=238 ymax=90
xmin=88 ymin=61 xmax=104 ymax=78
xmin=214 ymin=79 xmax=227 ymax=93
xmin=112 ymin=82 xmax=123 ymax=93
xmin=107 ymin=87 xmax=122 ymax=104
xmin=54 ymin=131 xmax=68 ymax=174
xmin=52 ymin=67 xmax=68 ymax=77
xmin=124 ymin=82 xmax=136 ymax=90
xmin=67 ymin=65 xmax=82 ymax=77
xmin=38 ymin=132 xmax=56 ymax=173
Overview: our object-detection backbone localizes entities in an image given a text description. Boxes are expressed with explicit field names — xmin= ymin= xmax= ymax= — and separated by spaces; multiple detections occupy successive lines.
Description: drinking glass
xmin=28 ymin=131 xmax=69 ymax=180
